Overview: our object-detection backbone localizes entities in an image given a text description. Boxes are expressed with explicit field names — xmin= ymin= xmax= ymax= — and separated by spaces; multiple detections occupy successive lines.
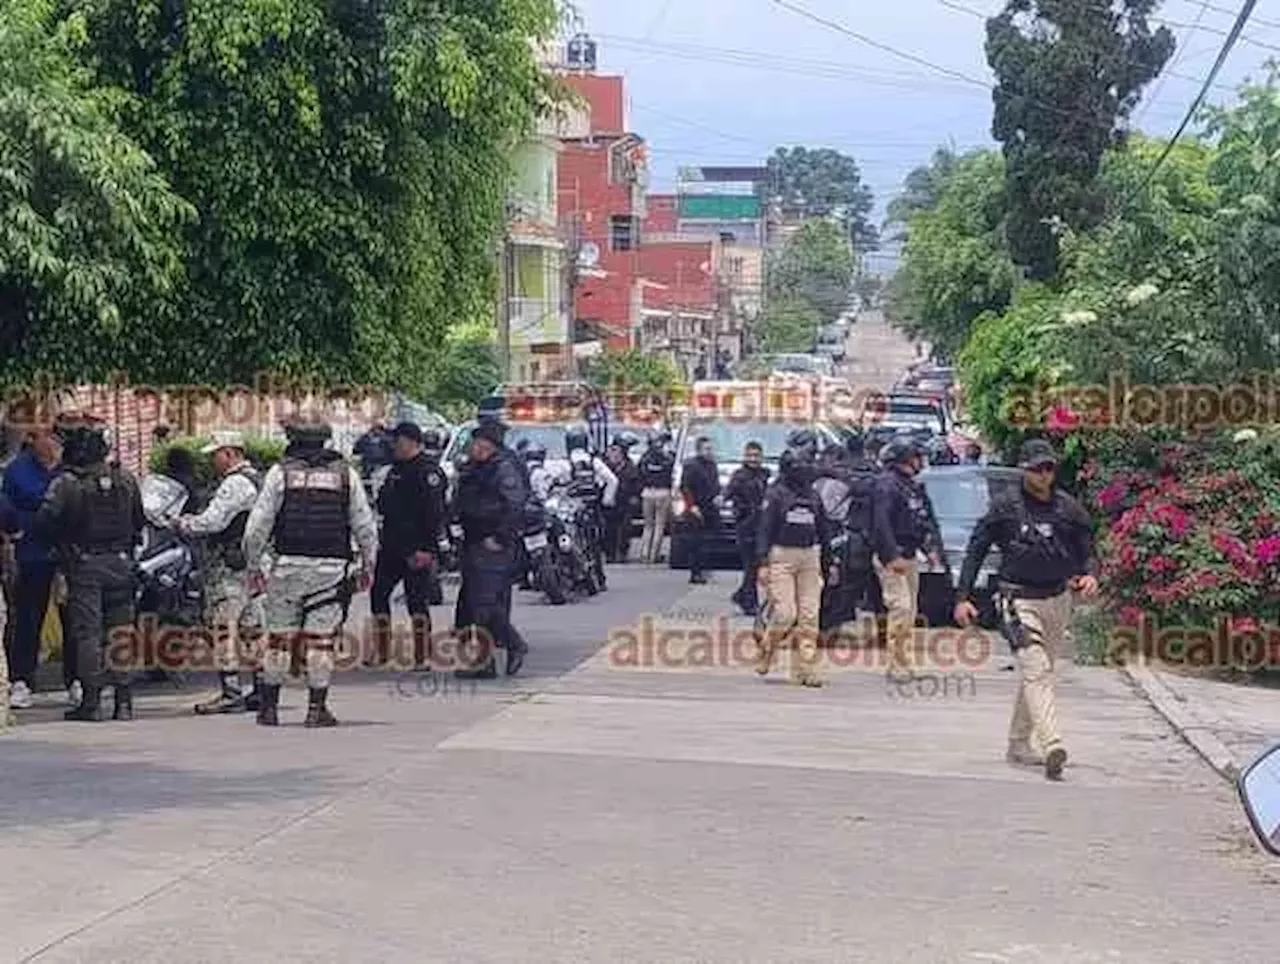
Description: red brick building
xmin=557 ymin=72 xmax=648 ymax=354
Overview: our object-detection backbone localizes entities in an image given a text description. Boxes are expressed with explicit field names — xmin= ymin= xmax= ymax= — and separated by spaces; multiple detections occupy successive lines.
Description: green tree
xmin=884 ymin=147 xmax=959 ymax=241
xmin=53 ymin=0 xmax=558 ymax=387
xmin=767 ymin=218 xmax=856 ymax=327
xmin=886 ymin=149 xmax=1016 ymax=358
xmin=423 ymin=321 xmax=502 ymax=421
xmin=753 ymin=295 xmax=821 ymax=355
xmin=985 ymin=0 xmax=1174 ymax=280
xmin=0 ymin=0 xmax=195 ymax=385
xmin=585 ymin=349 xmax=680 ymax=393
xmin=766 ymin=146 xmax=878 ymax=251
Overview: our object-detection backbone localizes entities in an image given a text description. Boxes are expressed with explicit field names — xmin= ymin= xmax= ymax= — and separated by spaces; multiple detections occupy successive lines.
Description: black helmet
xmin=649 ymin=429 xmax=671 ymax=446
xmin=565 ymin=428 xmax=589 ymax=453
xmin=422 ymin=428 xmax=445 ymax=451
xmin=779 ymin=446 xmax=817 ymax=485
xmin=283 ymin=416 xmax=332 ymax=447
xmin=524 ymin=442 xmax=547 ymax=463
xmin=614 ymin=431 xmax=641 ymax=450
xmin=56 ymin=415 xmax=109 ymax=467
xmin=881 ymin=436 xmax=923 ymax=466
xmin=515 ymin=438 xmax=530 ymax=453
xmin=786 ymin=428 xmax=818 ymax=450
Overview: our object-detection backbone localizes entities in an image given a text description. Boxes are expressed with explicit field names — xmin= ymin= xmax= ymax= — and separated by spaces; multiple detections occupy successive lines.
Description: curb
xmin=1121 ymin=661 xmax=1240 ymax=782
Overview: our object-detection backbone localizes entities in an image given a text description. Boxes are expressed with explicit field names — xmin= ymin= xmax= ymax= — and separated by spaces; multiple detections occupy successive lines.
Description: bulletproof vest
xmin=271 ymin=452 xmax=352 ymax=559
xmin=70 ymin=464 xmax=136 ymax=552
xmin=776 ymin=485 xmax=820 ymax=548
xmin=845 ymin=468 xmax=876 ymax=537
xmin=567 ymin=454 xmax=599 ymax=501
xmin=208 ymin=464 xmax=262 ymax=570
xmin=893 ymin=472 xmax=932 ymax=541
xmin=1004 ymin=493 xmax=1075 ymax=578
xmin=639 ymin=450 xmax=673 ymax=489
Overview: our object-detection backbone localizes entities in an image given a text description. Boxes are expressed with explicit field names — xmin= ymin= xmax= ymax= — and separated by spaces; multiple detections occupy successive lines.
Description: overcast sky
xmin=571 ymin=0 xmax=1280 ymax=268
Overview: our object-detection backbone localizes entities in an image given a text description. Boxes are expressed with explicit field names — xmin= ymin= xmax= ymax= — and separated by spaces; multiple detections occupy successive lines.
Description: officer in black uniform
xmin=871 ymin=436 xmax=942 ymax=677
xmin=813 ymin=433 xmax=877 ymax=643
xmin=678 ymin=436 xmax=720 ymax=584
xmin=603 ymin=435 xmax=641 ymax=563
xmin=371 ymin=422 xmax=447 ymax=670
xmin=34 ymin=416 xmax=145 ymax=722
xmin=724 ymin=441 xmax=769 ymax=616
xmin=754 ymin=447 xmax=827 ymax=686
xmin=453 ymin=421 xmax=531 ymax=679
xmin=787 ymin=428 xmax=819 ymax=462
xmin=955 ymin=438 xmax=1097 ymax=780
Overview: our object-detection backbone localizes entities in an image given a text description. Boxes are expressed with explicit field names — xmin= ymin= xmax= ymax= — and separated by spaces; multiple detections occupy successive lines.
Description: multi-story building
xmin=556 ymin=39 xmax=649 ymax=358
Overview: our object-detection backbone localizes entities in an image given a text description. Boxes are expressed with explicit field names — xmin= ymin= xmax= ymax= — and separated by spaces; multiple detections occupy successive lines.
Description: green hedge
xmin=148 ymin=435 xmax=289 ymax=489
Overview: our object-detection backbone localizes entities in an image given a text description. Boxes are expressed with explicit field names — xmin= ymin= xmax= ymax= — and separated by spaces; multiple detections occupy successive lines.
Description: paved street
xmin=843 ymin=309 xmax=927 ymax=393
xmin=3 ymin=562 xmax=1279 ymax=964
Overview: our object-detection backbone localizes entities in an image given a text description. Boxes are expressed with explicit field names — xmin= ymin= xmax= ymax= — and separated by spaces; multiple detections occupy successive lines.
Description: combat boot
xmin=112 ymin=684 xmax=134 ymax=721
xmin=304 ymin=687 xmax=338 ymax=728
xmin=194 ymin=673 xmax=246 ymax=715
xmin=256 ymin=684 xmax=281 ymax=726
xmin=65 ymin=686 xmax=104 ymax=722
xmin=243 ymin=671 xmax=265 ymax=713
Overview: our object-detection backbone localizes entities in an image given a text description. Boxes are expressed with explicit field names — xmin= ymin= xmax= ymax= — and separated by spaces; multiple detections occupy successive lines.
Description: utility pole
xmin=499 ymin=219 xmax=514 ymax=383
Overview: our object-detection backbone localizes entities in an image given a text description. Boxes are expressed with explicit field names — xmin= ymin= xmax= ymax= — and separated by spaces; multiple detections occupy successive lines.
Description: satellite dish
xmin=578 ymin=242 xmax=600 ymax=268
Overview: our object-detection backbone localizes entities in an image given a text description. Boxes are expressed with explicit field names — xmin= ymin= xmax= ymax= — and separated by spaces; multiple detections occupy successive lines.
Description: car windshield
xmin=446 ymin=423 xmax=586 ymax=462
xmin=867 ymin=400 xmax=943 ymax=432
xmin=923 ymin=472 xmax=1021 ymax=521
xmin=680 ymin=421 xmax=814 ymax=463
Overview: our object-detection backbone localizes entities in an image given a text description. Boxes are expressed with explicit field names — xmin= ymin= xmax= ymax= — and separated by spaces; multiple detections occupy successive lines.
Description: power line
xmin=1166 ymin=0 xmax=1280 ymax=30
xmin=767 ymin=0 xmax=995 ymax=90
xmin=1124 ymin=0 xmax=1259 ymax=205
xmin=933 ymin=0 xmax=1238 ymax=93
xmin=1137 ymin=0 xmax=1216 ymax=124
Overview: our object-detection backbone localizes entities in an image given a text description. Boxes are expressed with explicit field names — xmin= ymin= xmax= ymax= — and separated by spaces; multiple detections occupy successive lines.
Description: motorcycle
xmin=540 ymin=484 xmax=604 ymax=602
xmin=136 ymin=474 xmax=205 ymax=683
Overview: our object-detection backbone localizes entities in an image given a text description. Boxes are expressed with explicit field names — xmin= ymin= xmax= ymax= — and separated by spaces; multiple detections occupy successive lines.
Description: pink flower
xmin=1098 ymin=479 xmax=1128 ymax=511
xmin=1046 ymin=404 xmax=1081 ymax=431
xmin=1118 ymin=606 xmax=1146 ymax=626
xmin=1230 ymin=616 xmax=1261 ymax=634
xmin=1150 ymin=503 xmax=1191 ymax=539
xmin=1253 ymin=536 xmax=1280 ymax=566
xmin=1146 ymin=555 xmax=1178 ymax=576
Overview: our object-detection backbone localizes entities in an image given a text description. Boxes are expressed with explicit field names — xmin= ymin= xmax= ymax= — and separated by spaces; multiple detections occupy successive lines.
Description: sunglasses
xmin=1026 ymin=462 xmax=1057 ymax=474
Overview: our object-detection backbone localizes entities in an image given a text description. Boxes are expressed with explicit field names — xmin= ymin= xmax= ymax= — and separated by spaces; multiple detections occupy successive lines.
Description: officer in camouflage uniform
xmin=176 ymin=430 xmax=264 ymax=715
xmin=241 ymin=418 xmax=377 ymax=727
xmin=35 ymin=416 xmax=145 ymax=722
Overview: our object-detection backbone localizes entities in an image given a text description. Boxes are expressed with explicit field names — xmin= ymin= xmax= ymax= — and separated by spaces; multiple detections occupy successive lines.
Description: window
xmin=610 ymin=215 xmax=638 ymax=251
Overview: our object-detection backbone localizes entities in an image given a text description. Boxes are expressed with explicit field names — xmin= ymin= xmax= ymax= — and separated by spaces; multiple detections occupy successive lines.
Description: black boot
xmin=195 ymin=673 xmax=246 ymax=715
xmin=112 ymin=684 xmax=134 ymax=721
xmin=455 ymin=657 xmax=498 ymax=680
xmin=243 ymin=671 xmax=265 ymax=712
xmin=304 ymin=687 xmax=338 ymax=728
xmin=65 ymin=686 xmax=103 ymax=722
xmin=256 ymin=684 xmax=281 ymax=726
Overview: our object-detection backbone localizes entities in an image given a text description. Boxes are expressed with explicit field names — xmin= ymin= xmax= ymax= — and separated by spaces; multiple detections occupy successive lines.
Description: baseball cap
xmin=1019 ymin=439 xmax=1058 ymax=468
xmin=201 ymin=430 xmax=247 ymax=454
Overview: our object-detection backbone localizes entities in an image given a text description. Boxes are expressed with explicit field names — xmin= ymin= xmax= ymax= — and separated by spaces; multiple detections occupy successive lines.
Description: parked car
xmin=667 ymin=417 xmax=844 ymax=569
xmin=771 ymin=353 xmax=835 ymax=378
xmin=915 ymin=463 xmax=1023 ymax=628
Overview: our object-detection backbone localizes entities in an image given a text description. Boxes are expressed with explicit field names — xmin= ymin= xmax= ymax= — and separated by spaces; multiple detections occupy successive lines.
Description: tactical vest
xmin=209 ymin=464 xmax=262 ymax=570
xmin=71 ymin=465 xmax=136 ymax=552
xmin=776 ymin=488 xmax=820 ymax=548
xmin=1004 ymin=493 xmax=1075 ymax=581
xmin=271 ymin=454 xmax=352 ymax=559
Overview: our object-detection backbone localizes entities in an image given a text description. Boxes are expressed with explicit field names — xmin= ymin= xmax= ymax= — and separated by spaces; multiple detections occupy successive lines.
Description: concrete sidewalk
xmin=1124 ymin=662 xmax=1280 ymax=780
xmin=3 ymin=572 xmax=1278 ymax=963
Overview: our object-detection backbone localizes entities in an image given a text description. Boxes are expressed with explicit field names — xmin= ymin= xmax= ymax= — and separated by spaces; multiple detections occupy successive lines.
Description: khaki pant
xmin=758 ymin=545 xmax=823 ymax=683
xmin=873 ymin=556 xmax=920 ymax=674
xmin=639 ymin=488 xmax=671 ymax=563
xmin=1008 ymin=592 xmax=1072 ymax=753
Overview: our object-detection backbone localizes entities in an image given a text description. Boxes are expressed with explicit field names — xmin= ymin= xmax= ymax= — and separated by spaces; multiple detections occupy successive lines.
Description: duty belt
xmin=996 ymin=580 xmax=1067 ymax=601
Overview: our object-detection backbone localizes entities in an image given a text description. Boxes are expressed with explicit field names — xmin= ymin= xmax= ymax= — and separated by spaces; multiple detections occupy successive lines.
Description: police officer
xmin=34 ymin=416 xmax=144 ymax=722
xmin=176 ymin=431 xmax=264 ymax=715
xmin=871 ymin=436 xmax=942 ymax=678
xmin=371 ymin=422 xmax=447 ymax=671
xmin=955 ymin=438 xmax=1096 ymax=781
xmin=453 ymin=422 xmax=531 ymax=678
xmin=679 ymin=436 xmax=720 ymax=585
xmin=524 ymin=443 xmax=556 ymax=503
xmin=565 ymin=427 xmax=618 ymax=588
xmin=242 ymin=417 xmax=377 ymax=727
xmin=603 ymin=436 xmax=640 ymax=563
xmin=813 ymin=435 xmax=876 ymax=643
xmin=754 ymin=447 xmax=826 ymax=687
xmin=787 ymin=429 xmax=819 ymax=462
xmin=636 ymin=430 xmax=674 ymax=564
xmin=724 ymin=441 xmax=769 ymax=616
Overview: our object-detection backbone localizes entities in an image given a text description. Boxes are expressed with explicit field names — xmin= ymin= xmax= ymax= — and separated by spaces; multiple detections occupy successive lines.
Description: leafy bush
xmin=148 ymin=435 xmax=287 ymax=489
xmin=585 ymin=349 xmax=681 ymax=392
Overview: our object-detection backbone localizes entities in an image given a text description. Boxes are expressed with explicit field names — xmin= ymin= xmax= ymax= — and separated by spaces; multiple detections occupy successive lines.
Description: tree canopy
xmin=985 ymin=0 xmax=1174 ymax=280
xmin=766 ymin=146 xmax=878 ymax=252
xmin=0 ymin=0 xmax=559 ymax=392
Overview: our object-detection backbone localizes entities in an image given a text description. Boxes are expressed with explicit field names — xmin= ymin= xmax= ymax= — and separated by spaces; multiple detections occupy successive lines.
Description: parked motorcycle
xmin=539 ymin=485 xmax=604 ymax=602
xmin=136 ymin=474 xmax=205 ymax=683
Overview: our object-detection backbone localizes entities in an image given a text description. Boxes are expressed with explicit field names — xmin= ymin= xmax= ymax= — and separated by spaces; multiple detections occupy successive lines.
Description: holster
xmin=996 ymin=589 xmax=1030 ymax=651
